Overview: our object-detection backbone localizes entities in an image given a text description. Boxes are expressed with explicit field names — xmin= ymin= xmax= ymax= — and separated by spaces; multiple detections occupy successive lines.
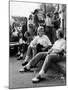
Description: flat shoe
xmin=22 ymin=61 xmax=28 ymax=66
xmin=16 ymin=53 xmax=20 ymax=57
xmin=19 ymin=67 xmax=33 ymax=72
xmin=32 ymin=75 xmax=44 ymax=83
xmin=17 ymin=56 xmax=23 ymax=60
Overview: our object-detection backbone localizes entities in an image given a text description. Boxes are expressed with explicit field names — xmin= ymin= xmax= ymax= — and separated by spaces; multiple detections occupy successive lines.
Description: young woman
xmin=21 ymin=26 xmax=52 ymax=66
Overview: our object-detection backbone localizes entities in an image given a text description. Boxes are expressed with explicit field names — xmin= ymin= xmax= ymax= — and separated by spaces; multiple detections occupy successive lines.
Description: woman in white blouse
xmin=22 ymin=26 xmax=52 ymax=65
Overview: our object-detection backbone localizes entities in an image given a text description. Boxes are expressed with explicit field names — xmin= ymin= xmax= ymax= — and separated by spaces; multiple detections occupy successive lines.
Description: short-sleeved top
xmin=30 ymin=35 xmax=52 ymax=47
xmin=52 ymin=38 xmax=66 ymax=52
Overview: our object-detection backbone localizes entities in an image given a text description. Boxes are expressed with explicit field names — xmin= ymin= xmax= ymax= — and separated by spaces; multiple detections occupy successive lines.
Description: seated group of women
xmin=19 ymin=26 xmax=66 ymax=83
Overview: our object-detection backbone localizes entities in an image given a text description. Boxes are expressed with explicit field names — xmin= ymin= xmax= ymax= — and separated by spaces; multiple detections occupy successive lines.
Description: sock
xmin=39 ymin=70 xmax=45 ymax=77
xmin=26 ymin=63 xmax=31 ymax=69
xmin=24 ymin=55 xmax=29 ymax=62
xmin=18 ymin=51 xmax=20 ymax=54
xmin=20 ymin=53 xmax=23 ymax=57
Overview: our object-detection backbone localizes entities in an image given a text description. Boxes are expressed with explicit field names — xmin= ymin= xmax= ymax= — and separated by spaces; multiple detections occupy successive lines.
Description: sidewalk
xmin=9 ymin=57 xmax=66 ymax=89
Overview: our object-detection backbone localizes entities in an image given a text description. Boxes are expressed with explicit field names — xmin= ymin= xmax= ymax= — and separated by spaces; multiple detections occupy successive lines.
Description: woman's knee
xmin=28 ymin=45 xmax=32 ymax=50
xmin=36 ymin=52 xmax=44 ymax=56
xmin=35 ymin=52 xmax=47 ymax=59
xmin=27 ymin=45 xmax=32 ymax=55
xmin=40 ymin=52 xmax=47 ymax=57
xmin=47 ymin=54 xmax=58 ymax=61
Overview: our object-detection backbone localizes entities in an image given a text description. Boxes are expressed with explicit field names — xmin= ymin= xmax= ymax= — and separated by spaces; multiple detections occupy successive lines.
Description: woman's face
xmin=38 ymin=28 xmax=44 ymax=37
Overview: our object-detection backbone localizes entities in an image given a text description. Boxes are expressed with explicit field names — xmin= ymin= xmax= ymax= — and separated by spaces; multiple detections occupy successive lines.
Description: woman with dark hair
xmin=45 ymin=12 xmax=53 ymax=43
xmin=24 ymin=14 xmax=35 ymax=44
xmin=33 ymin=9 xmax=39 ymax=35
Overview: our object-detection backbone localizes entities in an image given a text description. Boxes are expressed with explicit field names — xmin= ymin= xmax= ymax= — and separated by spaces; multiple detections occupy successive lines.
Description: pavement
xmin=9 ymin=56 xmax=66 ymax=89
